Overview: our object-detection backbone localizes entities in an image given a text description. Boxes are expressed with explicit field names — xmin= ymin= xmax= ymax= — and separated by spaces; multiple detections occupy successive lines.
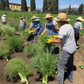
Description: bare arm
xmin=53 ymin=38 xmax=61 ymax=44
xmin=55 ymin=24 xmax=59 ymax=31
xmin=42 ymin=28 xmax=46 ymax=33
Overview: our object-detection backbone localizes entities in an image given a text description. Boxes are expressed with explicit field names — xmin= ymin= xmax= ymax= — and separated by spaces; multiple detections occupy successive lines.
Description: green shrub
xmin=0 ymin=45 xmax=9 ymax=61
xmin=29 ymin=51 xmax=59 ymax=84
xmin=79 ymin=30 xmax=84 ymax=36
xmin=5 ymin=58 xmax=31 ymax=83
xmin=7 ymin=36 xmax=22 ymax=52
xmin=4 ymin=25 xmax=15 ymax=36
xmin=18 ymin=26 xmax=23 ymax=33
xmin=38 ymin=33 xmax=52 ymax=50
xmin=24 ymin=43 xmax=42 ymax=56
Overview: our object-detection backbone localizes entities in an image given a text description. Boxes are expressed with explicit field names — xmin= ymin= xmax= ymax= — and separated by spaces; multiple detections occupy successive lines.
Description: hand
xmin=51 ymin=35 xmax=58 ymax=39
xmin=46 ymin=39 xmax=53 ymax=44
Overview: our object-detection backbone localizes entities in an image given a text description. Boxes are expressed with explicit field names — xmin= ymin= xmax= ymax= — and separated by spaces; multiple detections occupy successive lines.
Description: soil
xmin=0 ymin=19 xmax=84 ymax=84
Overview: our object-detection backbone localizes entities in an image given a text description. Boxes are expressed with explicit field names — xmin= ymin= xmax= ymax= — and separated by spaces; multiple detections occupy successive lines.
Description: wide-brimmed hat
xmin=34 ymin=19 xmax=39 ymax=21
xmin=44 ymin=14 xmax=53 ymax=18
xmin=76 ymin=17 xmax=84 ymax=21
xmin=3 ymin=14 xmax=6 ymax=17
xmin=30 ymin=16 xmax=39 ymax=20
xmin=54 ymin=13 xmax=70 ymax=21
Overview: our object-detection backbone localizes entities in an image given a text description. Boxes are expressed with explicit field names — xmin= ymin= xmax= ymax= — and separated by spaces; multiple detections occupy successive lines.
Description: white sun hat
xmin=3 ymin=14 xmax=6 ymax=17
xmin=76 ymin=17 xmax=84 ymax=21
xmin=30 ymin=16 xmax=39 ymax=20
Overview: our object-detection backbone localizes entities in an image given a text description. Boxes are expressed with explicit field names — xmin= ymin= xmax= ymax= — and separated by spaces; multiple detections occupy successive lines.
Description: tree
xmin=5 ymin=0 xmax=9 ymax=10
xmin=31 ymin=0 xmax=36 ymax=11
xmin=1 ymin=0 xmax=5 ymax=10
xmin=68 ymin=5 xmax=71 ymax=14
xmin=43 ymin=0 xmax=47 ymax=12
xmin=21 ymin=0 xmax=27 ymax=12
xmin=78 ymin=4 xmax=83 ymax=14
xmin=47 ymin=0 xmax=58 ymax=13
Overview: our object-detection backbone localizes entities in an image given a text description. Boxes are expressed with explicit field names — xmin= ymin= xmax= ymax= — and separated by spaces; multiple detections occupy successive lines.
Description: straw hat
xmin=30 ymin=16 xmax=39 ymax=20
xmin=20 ymin=16 xmax=24 ymax=19
xmin=3 ymin=14 xmax=6 ymax=17
xmin=34 ymin=19 xmax=39 ymax=21
xmin=44 ymin=14 xmax=53 ymax=18
xmin=54 ymin=13 xmax=70 ymax=21
xmin=76 ymin=17 xmax=84 ymax=21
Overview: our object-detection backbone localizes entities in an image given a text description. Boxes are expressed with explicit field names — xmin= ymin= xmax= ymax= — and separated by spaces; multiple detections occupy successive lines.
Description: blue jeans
xmin=58 ymin=50 xmax=74 ymax=84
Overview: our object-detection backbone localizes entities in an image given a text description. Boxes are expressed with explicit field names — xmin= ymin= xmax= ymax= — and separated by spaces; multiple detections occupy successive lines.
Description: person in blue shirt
xmin=30 ymin=17 xmax=43 ymax=43
xmin=20 ymin=16 xmax=25 ymax=31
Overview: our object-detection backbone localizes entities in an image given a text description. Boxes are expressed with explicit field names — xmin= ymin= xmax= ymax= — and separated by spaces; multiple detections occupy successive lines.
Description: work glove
xmin=41 ymin=32 xmax=44 ymax=35
xmin=32 ymin=29 xmax=36 ymax=33
xmin=51 ymin=35 xmax=58 ymax=39
xmin=46 ymin=39 xmax=53 ymax=44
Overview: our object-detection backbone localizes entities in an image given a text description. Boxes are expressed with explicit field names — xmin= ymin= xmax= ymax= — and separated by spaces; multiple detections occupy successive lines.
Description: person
xmin=23 ymin=16 xmax=26 ymax=30
xmin=41 ymin=14 xmax=59 ymax=54
xmin=20 ymin=16 xmax=25 ymax=31
xmin=1 ymin=14 xmax=7 ymax=25
xmin=30 ymin=16 xmax=43 ymax=43
xmin=73 ymin=17 xmax=84 ymax=49
xmin=41 ymin=14 xmax=59 ymax=35
xmin=46 ymin=13 xmax=76 ymax=84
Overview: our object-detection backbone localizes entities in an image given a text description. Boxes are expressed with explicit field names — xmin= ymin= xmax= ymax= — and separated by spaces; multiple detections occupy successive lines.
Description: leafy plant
xmin=7 ymin=36 xmax=22 ymax=52
xmin=79 ymin=63 xmax=84 ymax=69
xmin=38 ymin=33 xmax=52 ymax=50
xmin=4 ymin=25 xmax=15 ymax=36
xmin=0 ymin=26 xmax=5 ymax=36
xmin=21 ymin=29 xmax=32 ymax=37
xmin=5 ymin=58 xmax=31 ymax=84
xmin=0 ymin=45 xmax=9 ymax=61
xmin=79 ymin=30 xmax=84 ymax=36
xmin=18 ymin=26 xmax=23 ymax=33
xmin=29 ymin=51 xmax=59 ymax=84
xmin=24 ymin=43 xmax=43 ymax=56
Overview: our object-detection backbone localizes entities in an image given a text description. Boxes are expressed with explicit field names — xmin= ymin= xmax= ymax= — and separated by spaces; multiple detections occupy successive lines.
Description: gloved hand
xmin=51 ymin=35 xmax=58 ymax=39
xmin=32 ymin=29 xmax=36 ymax=33
xmin=41 ymin=32 xmax=44 ymax=35
xmin=46 ymin=39 xmax=53 ymax=44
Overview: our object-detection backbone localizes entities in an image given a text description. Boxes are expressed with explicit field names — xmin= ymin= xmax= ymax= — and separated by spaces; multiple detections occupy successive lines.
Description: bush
xmin=29 ymin=51 xmax=59 ymax=84
xmin=5 ymin=58 xmax=31 ymax=83
xmin=0 ymin=44 xmax=9 ymax=61
xmin=7 ymin=36 xmax=22 ymax=52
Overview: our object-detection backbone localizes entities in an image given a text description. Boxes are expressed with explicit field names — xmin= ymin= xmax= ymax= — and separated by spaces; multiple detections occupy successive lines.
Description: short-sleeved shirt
xmin=20 ymin=20 xmax=24 ymax=27
xmin=45 ymin=20 xmax=58 ymax=36
xmin=74 ymin=21 xmax=83 ymax=33
xmin=1 ymin=16 xmax=6 ymax=22
xmin=58 ymin=24 xmax=76 ymax=54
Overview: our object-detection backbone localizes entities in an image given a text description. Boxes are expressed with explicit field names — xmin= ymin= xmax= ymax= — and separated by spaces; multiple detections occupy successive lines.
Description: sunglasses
xmin=46 ymin=18 xmax=50 ymax=20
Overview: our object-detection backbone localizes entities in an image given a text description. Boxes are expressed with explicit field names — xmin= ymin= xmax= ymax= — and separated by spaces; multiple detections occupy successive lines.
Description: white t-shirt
xmin=45 ymin=20 xmax=57 ymax=27
xmin=74 ymin=21 xmax=83 ymax=30
xmin=58 ymin=24 xmax=76 ymax=54
xmin=1 ymin=16 xmax=6 ymax=22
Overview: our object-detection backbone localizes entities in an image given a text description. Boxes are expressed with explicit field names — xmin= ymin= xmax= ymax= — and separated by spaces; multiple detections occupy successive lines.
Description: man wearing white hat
xmin=30 ymin=16 xmax=43 ymax=43
xmin=46 ymin=13 xmax=76 ymax=84
xmin=1 ymin=14 xmax=7 ymax=25
xmin=74 ymin=16 xmax=84 ymax=49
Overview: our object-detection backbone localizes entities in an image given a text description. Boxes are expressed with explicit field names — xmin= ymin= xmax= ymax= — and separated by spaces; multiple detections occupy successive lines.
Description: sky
xmin=9 ymin=0 xmax=84 ymax=10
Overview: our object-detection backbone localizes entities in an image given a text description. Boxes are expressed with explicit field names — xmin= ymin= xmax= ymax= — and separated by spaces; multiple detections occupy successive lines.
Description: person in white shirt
xmin=46 ymin=13 xmax=76 ymax=84
xmin=1 ymin=14 xmax=7 ymax=25
xmin=74 ymin=17 xmax=84 ymax=48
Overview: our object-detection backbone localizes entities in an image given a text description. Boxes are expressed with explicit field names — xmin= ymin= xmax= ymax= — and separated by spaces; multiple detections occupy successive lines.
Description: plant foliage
xmin=29 ymin=51 xmax=59 ymax=84
xmin=7 ymin=36 xmax=22 ymax=51
xmin=0 ymin=44 xmax=9 ymax=61
xmin=5 ymin=58 xmax=31 ymax=83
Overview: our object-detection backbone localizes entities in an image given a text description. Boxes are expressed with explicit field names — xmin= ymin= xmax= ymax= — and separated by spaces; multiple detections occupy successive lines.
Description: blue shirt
xmin=30 ymin=21 xmax=43 ymax=35
xmin=20 ymin=20 xmax=24 ymax=27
